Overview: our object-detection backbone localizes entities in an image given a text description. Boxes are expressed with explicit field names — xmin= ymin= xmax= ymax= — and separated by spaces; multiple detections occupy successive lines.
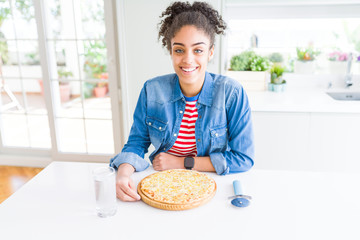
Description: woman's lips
xmin=180 ymin=67 xmax=199 ymax=73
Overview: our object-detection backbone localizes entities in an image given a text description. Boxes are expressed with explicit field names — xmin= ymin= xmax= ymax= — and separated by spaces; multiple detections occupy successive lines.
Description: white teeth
xmin=182 ymin=67 xmax=196 ymax=72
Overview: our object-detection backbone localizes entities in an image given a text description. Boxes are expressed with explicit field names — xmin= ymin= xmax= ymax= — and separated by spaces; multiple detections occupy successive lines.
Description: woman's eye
xmin=195 ymin=49 xmax=203 ymax=54
xmin=174 ymin=49 xmax=184 ymax=53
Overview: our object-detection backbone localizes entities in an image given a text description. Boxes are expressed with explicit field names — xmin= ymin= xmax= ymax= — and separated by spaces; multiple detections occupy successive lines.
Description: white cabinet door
xmin=252 ymin=112 xmax=311 ymax=171
xmin=309 ymin=113 xmax=360 ymax=172
xmin=252 ymin=111 xmax=360 ymax=172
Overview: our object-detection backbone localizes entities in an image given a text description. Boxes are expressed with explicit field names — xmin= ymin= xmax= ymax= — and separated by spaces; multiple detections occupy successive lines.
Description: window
xmin=224 ymin=2 xmax=360 ymax=75
xmin=0 ymin=0 xmax=50 ymax=148
xmin=44 ymin=0 xmax=114 ymax=154
xmin=0 ymin=0 xmax=122 ymax=160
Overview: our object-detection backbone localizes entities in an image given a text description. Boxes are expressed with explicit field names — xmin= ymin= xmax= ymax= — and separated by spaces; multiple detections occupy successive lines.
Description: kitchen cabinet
xmin=309 ymin=113 xmax=360 ymax=172
xmin=252 ymin=111 xmax=360 ymax=172
xmin=252 ymin=112 xmax=311 ymax=171
xmin=247 ymin=88 xmax=360 ymax=172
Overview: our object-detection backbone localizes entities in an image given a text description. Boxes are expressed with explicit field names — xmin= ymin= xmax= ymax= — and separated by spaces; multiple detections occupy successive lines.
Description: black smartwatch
xmin=184 ymin=157 xmax=195 ymax=170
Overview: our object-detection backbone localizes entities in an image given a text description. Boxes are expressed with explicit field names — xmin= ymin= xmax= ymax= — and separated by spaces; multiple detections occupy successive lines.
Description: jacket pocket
xmin=146 ymin=116 xmax=168 ymax=149
xmin=210 ymin=124 xmax=228 ymax=152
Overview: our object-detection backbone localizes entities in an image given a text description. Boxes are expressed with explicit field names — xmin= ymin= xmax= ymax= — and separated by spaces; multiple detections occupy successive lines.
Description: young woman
xmin=110 ymin=1 xmax=254 ymax=202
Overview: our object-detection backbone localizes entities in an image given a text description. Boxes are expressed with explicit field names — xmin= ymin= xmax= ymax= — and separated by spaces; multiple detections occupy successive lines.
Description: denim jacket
xmin=110 ymin=72 xmax=254 ymax=175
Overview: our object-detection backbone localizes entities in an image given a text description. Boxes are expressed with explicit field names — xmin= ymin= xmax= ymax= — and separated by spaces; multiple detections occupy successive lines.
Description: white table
xmin=0 ymin=161 xmax=359 ymax=240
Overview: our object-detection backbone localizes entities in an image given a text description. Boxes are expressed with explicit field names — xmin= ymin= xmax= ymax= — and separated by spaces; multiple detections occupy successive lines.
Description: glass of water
xmin=93 ymin=166 xmax=117 ymax=218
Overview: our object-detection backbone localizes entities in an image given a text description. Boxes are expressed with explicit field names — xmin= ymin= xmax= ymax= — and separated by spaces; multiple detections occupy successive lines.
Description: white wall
xmin=117 ymin=0 xmax=222 ymax=137
xmin=225 ymin=0 xmax=360 ymax=4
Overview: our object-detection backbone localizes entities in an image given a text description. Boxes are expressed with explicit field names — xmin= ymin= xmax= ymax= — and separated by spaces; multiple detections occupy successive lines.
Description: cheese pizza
xmin=138 ymin=169 xmax=216 ymax=210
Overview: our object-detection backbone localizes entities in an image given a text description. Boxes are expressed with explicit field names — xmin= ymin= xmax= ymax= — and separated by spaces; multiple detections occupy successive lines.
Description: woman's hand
xmin=152 ymin=152 xmax=183 ymax=171
xmin=115 ymin=163 xmax=141 ymax=202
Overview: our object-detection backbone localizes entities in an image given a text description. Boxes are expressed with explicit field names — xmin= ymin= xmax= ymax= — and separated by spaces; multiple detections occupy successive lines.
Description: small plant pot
xmin=294 ymin=60 xmax=315 ymax=74
xmin=268 ymin=83 xmax=286 ymax=92
xmin=272 ymin=77 xmax=283 ymax=85
xmin=59 ymin=83 xmax=71 ymax=102
xmin=93 ymin=86 xmax=107 ymax=98
xmin=38 ymin=79 xmax=44 ymax=95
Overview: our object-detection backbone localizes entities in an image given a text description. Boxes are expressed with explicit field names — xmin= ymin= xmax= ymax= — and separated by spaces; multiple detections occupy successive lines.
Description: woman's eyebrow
xmin=172 ymin=42 xmax=206 ymax=47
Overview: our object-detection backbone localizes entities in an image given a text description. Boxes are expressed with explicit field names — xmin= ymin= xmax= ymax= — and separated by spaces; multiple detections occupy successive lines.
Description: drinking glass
xmin=93 ymin=166 xmax=117 ymax=217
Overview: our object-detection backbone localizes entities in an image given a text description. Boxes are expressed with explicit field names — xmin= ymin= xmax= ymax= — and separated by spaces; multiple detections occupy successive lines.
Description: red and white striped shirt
xmin=167 ymin=99 xmax=198 ymax=157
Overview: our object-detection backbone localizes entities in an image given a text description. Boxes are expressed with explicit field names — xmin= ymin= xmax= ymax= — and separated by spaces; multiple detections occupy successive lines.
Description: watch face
xmin=184 ymin=157 xmax=194 ymax=169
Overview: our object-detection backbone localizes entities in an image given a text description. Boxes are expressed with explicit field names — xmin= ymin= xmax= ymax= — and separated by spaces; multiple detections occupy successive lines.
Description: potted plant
xmin=93 ymin=72 xmax=109 ymax=98
xmin=327 ymin=51 xmax=349 ymax=74
xmin=268 ymin=52 xmax=284 ymax=64
xmin=57 ymin=68 xmax=73 ymax=102
xmin=37 ymin=68 xmax=73 ymax=102
xmin=25 ymin=51 xmax=40 ymax=65
xmin=83 ymin=40 xmax=107 ymax=79
xmin=294 ymin=47 xmax=320 ymax=74
xmin=82 ymin=41 xmax=107 ymax=98
xmin=226 ymin=51 xmax=271 ymax=91
xmin=268 ymin=64 xmax=286 ymax=92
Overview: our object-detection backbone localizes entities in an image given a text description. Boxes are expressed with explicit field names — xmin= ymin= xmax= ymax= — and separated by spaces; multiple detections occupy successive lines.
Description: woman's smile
xmin=180 ymin=66 xmax=199 ymax=73
xmin=170 ymin=25 xmax=214 ymax=97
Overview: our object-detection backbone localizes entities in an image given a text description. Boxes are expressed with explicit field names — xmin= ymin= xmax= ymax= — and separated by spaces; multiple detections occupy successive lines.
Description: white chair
xmin=0 ymin=56 xmax=24 ymax=111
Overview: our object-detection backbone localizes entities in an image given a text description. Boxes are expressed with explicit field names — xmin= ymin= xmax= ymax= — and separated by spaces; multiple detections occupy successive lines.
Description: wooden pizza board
xmin=137 ymin=173 xmax=217 ymax=211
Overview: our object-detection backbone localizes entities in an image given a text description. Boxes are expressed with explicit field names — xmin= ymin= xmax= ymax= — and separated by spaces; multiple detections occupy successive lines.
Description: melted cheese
xmin=140 ymin=169 xmax=216 ymax=204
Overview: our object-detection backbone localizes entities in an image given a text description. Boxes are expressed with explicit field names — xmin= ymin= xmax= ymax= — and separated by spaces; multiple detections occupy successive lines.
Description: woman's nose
xmin=182 ymin=52 xmax=194 ymax=64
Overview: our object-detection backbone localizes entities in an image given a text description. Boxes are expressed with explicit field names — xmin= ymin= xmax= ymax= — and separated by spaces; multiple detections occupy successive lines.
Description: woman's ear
xmin=208 ymin=45 xmax=215 ymax=61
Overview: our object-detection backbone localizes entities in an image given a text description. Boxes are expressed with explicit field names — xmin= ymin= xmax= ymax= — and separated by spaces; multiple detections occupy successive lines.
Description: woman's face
xmin=170 ymin=25 xmax=214 ymax=90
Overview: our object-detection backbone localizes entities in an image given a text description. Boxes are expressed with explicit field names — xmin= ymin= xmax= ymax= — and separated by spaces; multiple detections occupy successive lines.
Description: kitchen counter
xmin=247 ymin=85 xmax=360 ymax=172
xmin=247 ymin=89 xmax=360 ymax=113
xmin=0 ymin=161 xmax=359 ymax=240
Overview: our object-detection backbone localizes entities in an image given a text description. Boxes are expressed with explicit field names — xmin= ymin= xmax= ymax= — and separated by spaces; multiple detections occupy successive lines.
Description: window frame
xmin=0 ymin=0 xmax=123 ymax=164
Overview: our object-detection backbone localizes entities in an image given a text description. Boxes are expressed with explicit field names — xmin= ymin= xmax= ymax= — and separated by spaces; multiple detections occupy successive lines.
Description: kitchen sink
xmin=326 ymin=91 xmax=360 ymax=101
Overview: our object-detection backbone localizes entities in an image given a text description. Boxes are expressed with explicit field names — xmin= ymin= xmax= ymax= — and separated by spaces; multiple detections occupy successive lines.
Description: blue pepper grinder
xmin=229 ymin=180 xmax=252 ymax=208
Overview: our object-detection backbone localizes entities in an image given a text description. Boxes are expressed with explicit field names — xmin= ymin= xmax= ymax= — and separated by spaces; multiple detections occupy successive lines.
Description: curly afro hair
xmin=158 ymin=1 xmax=227 ymax=52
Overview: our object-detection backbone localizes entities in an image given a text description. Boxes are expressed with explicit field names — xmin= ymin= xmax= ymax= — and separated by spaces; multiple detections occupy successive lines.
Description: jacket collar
xmin=171 ymin=72 xmax=213 ymax=106
xmin=197 ymin=72 xmax=213 ymax=107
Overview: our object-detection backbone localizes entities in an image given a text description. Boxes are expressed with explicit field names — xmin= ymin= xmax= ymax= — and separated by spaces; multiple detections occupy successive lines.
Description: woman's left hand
xmin=152 ymin=152 xmax=183 ymax=171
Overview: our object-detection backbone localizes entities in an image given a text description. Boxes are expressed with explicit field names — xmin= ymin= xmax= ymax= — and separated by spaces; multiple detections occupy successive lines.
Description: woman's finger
xmin=120 ymin=183 xmax=140 ymax=200
xmin=117 ymin=190 xmax=139 ymax=202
